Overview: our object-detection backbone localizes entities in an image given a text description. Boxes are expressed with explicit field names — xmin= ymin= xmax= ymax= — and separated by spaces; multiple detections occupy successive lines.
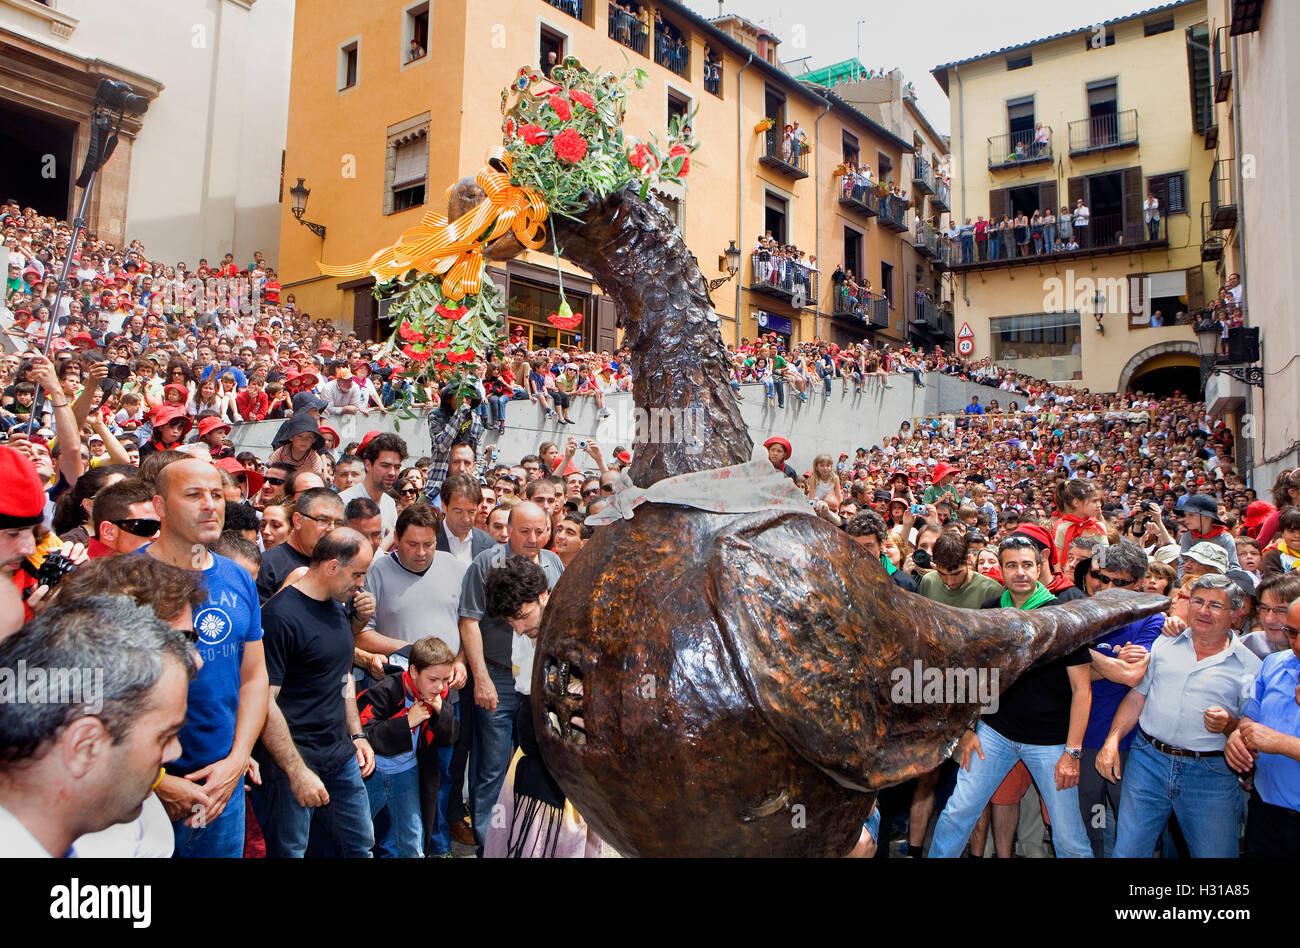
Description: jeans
xmin=469 ymin=664 xmax=519 ymax=851
xmin=1079 ymin=747 xmax=1125 ymax=857
xmin=366 ymin=765 xmax=423 ymax=857
xmin=251 ymin=755 xmax=376 ymax=858
xmin=762 ymin=377 xmax=785 ymax=408
xmin=1043 ymin=224 xmax=1056 ymax=251
xmin=172 ymin=781 xmax=246 ymax=858
xmin=976 ymin=239 xmax=987 ymax=261
xmin=1147 ymin=218 xmax=1160 ymax=241
xmin=426 ymin=699 xmax=459 ymax=856
xmin=904 ymin=368 xmax=925 ymax=387
xmin=487 ymin=394 xmax=509 ymax=426
xmin=1075 ymin=225 xmax=1089 ymax=249
xmin=960 ymin=236 xmax=974 ymax=263
xmin=1112 ymin=734 xmax=1244 ymax=858
xmin=928 ymin=721 xmax=1092 ymax=858
xmin=989 ymin=233 xmax=1002 ymax=259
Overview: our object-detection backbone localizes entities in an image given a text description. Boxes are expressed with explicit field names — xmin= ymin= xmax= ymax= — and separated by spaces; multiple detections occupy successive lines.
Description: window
xmin=1144 ymin=16 xmax=1175 ymax=37
xmin=1007 ymin=96 xmax=1035 ymax=148
xmin=403 ymin=2 xmax=429 ymax=65
xmin=540 ymin=25 xmax=566 ymax=77
xmin=880 ymin=261 xmax=894 ymax=307
xmin=667 ymin=88 xmax=691 ymax=135
xmin=989 ymin=312 xmax=1082 ymax=381
xmin=764 ymin=191 xmax=788 ymax=244
xmin=843 ymin=227 xmax=863 ymax=282
xmin=508 ymin=278 xmax=588 ymax=350
xmin=1146 ymin=171 xmax=1188 ymax=215
xmin=842 ymin=132 xmax=859 ymax=166
xmin=1085 ymin=25 xmax=1116 ymax=49
xmin=1131 ymin=270 xmax=1188 ymax=327
xmin=877 ymin=152 xmax=893 ymax=187
xmin=655 ymin=191 xmax=684 ymax=230
xmin=1006 ymin=53 xmax=1032 ymax=70
xmin=388 ymin=127 xmax=428 ymax=214
xmin=338 ymin=40 xmax=359 ymax=91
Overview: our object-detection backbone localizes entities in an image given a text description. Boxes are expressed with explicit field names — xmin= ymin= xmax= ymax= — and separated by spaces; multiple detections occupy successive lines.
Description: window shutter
xmin=988 ymin=187 xmax=1009 ymax=221
xmin=596 ymin=296 xmax=619 ymax=352
xmin=393 ymin=134 xmax=428 ymax=188
xmin=1122 ymin=167 xmax=1143 ymax=240
xmin=1147 ymin=173 xmax=1168 ymax=216
xmin=1167 ymin=173 xmax=1186 ymax=213
xmin=1185 ymin=265 xmax=1205 ymax=312
xmin=1038 ymin=180 xmax=1057 ymax=216
xmin=1128 ymin=271 xmax=1148 ymax=325
xmin=1067 ymin=175 xmax=1085 ymax=210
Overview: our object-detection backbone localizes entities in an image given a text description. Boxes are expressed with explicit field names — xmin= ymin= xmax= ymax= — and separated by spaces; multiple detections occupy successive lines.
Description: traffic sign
xmin=957 ymin=338 xmax=974 ymax=355
xmin=958 ymin=322 xmax=974 ymax=339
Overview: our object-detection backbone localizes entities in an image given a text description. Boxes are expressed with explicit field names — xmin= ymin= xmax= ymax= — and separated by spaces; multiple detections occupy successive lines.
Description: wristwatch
xmin=350 ymin=733 xmax=366 ymax=742
xmin=1064 ymin=747 xmax=1082 ymax=760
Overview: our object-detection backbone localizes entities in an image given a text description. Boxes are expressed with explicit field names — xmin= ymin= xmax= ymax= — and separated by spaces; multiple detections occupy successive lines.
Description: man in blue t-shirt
xmin=146 ymin=458 xmax=268 ymax=858
xmin=965 ymin=395 xmax=985 ymax=415
xmin=1074 ymin=541 xmax=1163 ymax=857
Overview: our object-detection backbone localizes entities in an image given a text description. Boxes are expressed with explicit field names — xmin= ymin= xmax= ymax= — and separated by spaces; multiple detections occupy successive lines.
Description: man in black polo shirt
xmin=252 ymin=528 xmax=376 ymax=858
xmin=256 ymin=487 xmax=342 ymax=604
xmin=928 ymin=535 xmax=1094 ymax=857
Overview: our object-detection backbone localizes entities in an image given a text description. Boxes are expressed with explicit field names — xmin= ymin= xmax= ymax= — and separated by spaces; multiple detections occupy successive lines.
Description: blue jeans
xmin=469 ymin=665 xmax=519 ymax=851
xmin=961 ymin=236 xmax=974 ymax=263
xmin=366 ymin=764 xmax=423 ymax=857
xmin=929 ymin=721 xmax=1092 ymax=858
xmin=487 ymin=394 xmax=509 ymax=426
xmin=989 ymin=233 xmax=1002 ymax=259
xmin=1043 ymin=223 xmax=1056 ymax=251
xmin=425 ymin=700 xmax=459 ymax=856
xmin=252 ymin=755 xmax=376 ymax=858
xmin=172 ymin=780 xmax=245 ymax=858
xmin=1112 ymin=734 xmax=1244 ymax=858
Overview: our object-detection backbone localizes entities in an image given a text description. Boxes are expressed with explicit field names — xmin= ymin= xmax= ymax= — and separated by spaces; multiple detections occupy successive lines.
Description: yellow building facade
xmin=277 ymin=0 xmax=924 ymax=353
xmin=933 ymin=0 xmax=1215 ymax=394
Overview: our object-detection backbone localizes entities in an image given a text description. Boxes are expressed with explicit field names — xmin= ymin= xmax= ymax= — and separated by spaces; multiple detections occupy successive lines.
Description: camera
xmin=94 ymin=78 xmax=149 ymax=115
xmin=912 ymin=549 xmax=932 ymax=570
xmin=910 ymin=503 xmax=926 ymax=516
xmin=22 ymin=551 xmax=78 ymax=599
xmin=578 ymin=439 xmax=590 ymax=451
xmin=109 ymin=363 xmax=132 ymax=382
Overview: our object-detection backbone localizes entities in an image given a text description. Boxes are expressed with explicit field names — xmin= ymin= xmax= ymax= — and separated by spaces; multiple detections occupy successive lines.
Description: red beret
xmin=0 ymin=446 xmax=46 ymax=528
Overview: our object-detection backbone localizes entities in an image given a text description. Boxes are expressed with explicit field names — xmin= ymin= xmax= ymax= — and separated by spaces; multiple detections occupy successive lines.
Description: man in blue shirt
xmin=146 ymin=458 xmax=268 ymax=858
xmin=965 ymin=395 xmax=985 ymax=415
xmin=1227 ymin=597 xmax=1300 ymax=856
xmin=1074 ymin=542 xmax=1165 ymax=857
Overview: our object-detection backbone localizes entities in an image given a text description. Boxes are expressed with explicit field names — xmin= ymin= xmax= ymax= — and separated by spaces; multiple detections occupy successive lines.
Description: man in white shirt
xmin=1073 ymin=199 xmax=1091 ymax=249
xmin=319 ymin=368 xmax=369 ymax=416
xmin=0 ymin=596 xmax=196 ymax=858
xmin=338 ymin=432 xmax=405 ymax=541
xmin=1143 ymin=191 xmax=1160 ymax=241
xmin=436 ymin=472 xmax=497 ymax=566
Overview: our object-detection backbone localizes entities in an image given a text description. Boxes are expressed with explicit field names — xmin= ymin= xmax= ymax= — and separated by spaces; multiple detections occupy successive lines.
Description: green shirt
xmin=917 ymin=570 xmax=1003 ymax=609
xmin=922 ymin=483 xmax=959 ymax=505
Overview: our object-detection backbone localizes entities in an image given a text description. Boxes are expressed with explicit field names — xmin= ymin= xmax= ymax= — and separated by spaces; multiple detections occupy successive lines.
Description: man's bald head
xmin=508 ymin=501 xmax=550 ymax=557
xmin=156 ymin=457 xmax=221 ymax=499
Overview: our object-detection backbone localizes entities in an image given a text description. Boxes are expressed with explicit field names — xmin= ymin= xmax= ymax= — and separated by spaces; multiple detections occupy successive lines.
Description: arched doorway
xmin=1117 ymin=341 xmax=1201 ymax=397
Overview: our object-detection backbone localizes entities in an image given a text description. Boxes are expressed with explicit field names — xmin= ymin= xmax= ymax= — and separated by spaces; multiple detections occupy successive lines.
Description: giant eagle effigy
xmin=321 ymin=59 xmax=1168 ymax=858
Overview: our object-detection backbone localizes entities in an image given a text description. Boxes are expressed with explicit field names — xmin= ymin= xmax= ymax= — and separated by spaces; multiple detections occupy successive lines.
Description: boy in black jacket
xmin=357 ymin=636 xmax=459 ymax=857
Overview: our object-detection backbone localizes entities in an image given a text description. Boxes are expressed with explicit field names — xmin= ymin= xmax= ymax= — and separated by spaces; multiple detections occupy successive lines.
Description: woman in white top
xmin=806 ymin=453 xmax=843 ymax=511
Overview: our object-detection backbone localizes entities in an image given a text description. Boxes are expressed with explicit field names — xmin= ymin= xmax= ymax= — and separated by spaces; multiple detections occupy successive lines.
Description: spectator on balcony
xmin=974 ymin=216 xmax=988 ymax=262
xmin=958 ymin=219 xmax=974 ymax=264
xmin=1144 ymin=192 xmax=1160 ymax=242
xmin=1073 ymin=199 xmax=1091 ymax=250
xmin=1034 ymin=123 xmax=1050 ymax=157
xmin=1057 ymin=206 xmax=1073 ymax=247
xmin=703 ymin=45 xmax=720 ymax=95
xmin=1150 ymin=310 xmax=1165 ymax=328
xmin=1014 ymin=212 xmax=1030 ymax=257
xmin=988 ymin=216 xmax=1004 ymax=260
xmin=1043 ymin=208 xmax=1057 ymax=254
xmin=1031 ymin=211 xmax=1044 ymax=255
xmin=792 ymin=121 xmax=808 ymax=160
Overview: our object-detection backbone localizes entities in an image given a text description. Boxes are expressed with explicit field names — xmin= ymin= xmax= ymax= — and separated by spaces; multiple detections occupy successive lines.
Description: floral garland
xmin=364 ymin=58 xmax=695 ymax=401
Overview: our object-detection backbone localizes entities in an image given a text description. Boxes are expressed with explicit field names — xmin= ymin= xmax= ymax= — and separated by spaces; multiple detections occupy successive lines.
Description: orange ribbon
xmin=318 ymin=147 xmax=549 ymax=299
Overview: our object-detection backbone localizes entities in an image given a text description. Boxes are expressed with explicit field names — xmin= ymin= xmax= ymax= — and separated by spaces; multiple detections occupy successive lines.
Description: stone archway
xmin=1116 ymin=340 xmax=1200 ymax=393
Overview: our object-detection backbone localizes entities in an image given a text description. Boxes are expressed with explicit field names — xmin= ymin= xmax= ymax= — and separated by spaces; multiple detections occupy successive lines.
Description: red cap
xmin=151 ymin=405 xmax=193 ymax=436
xmin=214 ymin=457 xmax=264 ymax=496
xmin=357 ymin=430 xmax=381 ymax=451
xmin=0 ymin=446 xmax=47 ymax=528
xmin=196 ymin=416 xmax=231 ymax=439
xmin=931 ymin=461 xmax=961 ymax=482
xmin=763 ymin=436 xmax=792 ymax=459
xmin=615 ymin=450 xmax=631 ymax=465
xmin=1244 ymin=500 xmax=1275 ymax=538
xmin=319 ymin=426 xmax=340 ymax=449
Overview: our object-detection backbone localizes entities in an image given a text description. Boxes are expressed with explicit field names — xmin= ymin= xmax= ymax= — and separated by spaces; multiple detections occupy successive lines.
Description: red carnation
xmin=552 ymin=128 xmax=589 ymax=163
xmin=549 ymin=95 xmax=572 ymax=121
xmin=520 ymin=124 xmax=549 ymax=146
xmin=669 ymin=144 xmax=691 ymax=176
xmin=629 ymin=143 xmax=657 ymax=171
xmin=570 ymin=89 xmax=596 ymax=111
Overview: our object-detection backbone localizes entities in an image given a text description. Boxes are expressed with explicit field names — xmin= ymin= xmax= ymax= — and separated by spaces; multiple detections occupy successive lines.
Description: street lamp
xmin=708 ymin=240 xmax=741 ymax=291
xmin=289 ymin=177 xmax=327 ymax=239
xmin=1091 ymin=292 xmax=1106 ymax=333
xmin=1196 ymin=316 xmax=1263 ymax=387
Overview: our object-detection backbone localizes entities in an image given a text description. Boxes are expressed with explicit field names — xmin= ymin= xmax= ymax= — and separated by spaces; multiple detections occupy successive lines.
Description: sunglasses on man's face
xmin=263 ymin=475 xmax=285 ymax=486
xmin=112 ymin=517 xmax=161 ymax=538
xmin=1090 ymin=570 xmax=1137 ymax=588
xmin=399 ymin=488 xmax=418 ymax=496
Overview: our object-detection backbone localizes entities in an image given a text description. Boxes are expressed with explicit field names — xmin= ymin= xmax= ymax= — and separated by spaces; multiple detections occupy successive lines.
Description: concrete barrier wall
xmin=230 ymin=372 xmax=1013 ymax=468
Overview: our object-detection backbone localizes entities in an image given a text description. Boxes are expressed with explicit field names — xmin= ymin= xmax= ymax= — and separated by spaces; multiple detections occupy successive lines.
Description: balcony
xmin=1201 ymin=201 xmax=1228 ymax=262
xmin=931 ymin=177 xmax=951 ymax=213
xmin=877 ymin=193 xmax=909 ymax=233
xmin=911 ymin=298 xmax=954 ymax=340
xmin=1068 ymin=109 xmax=1139 ymax=156
xmin=608 ymin=7 xmax=648 ymax=57
xmin=758 ymin=131 xmax=808 ymax=179
xmin=1209 ymin=156 xmax=1238 ymax=230
xmin=950 ymin=215 xmax=1167 ymax=272
xmin=931 ymin=235 xmax=957 ymax=271
xmin=703 ymin=57 xmax=722 ymax=98
xmin=543 ymin=0 xmax=585 ymax=23
xmin=748 ymin=254 xmax=818 ymax=308
xmin=988 ymin=128 xmax=1052 ymax=171
xmin=912 ymin=159 xmax=935 ymax=196
xmin=912 ymin=223 xmax=937 ymax=258
xmin=832 ymin=290 xmax=888 ymax=330
xmin=653 ymin=26 xmax=690 ymax=79
xmin=1213 ymin=26 xmax=1233 ymax=103
xmin=837 ymin=176 xmax=878 ymax=216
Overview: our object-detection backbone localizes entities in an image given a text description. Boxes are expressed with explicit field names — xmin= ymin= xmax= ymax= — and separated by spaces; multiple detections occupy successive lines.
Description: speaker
xmin=1226 ymin=326 xmax=1259 ymax=364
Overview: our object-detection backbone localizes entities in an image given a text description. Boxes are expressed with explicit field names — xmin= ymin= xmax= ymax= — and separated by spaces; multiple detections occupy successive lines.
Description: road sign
xmin=958 ymin=322 xmax=974 ymax=339
xmin=957 ymin=338 xmax=974 ymax=355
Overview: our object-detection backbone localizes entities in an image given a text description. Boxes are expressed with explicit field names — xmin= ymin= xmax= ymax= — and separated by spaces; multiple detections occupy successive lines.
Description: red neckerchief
xmin=401 ymin=670 xmax=441 ymax=747
xmin=1191 ymin=525 xmax=1229 ymax=540
xmin=1057 ymin=513 xmax=1105 ymax=567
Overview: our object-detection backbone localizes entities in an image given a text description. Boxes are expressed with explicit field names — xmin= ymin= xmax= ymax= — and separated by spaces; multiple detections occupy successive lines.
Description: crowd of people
xmin=0 ymin=195 xmax=1296 ymax=861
